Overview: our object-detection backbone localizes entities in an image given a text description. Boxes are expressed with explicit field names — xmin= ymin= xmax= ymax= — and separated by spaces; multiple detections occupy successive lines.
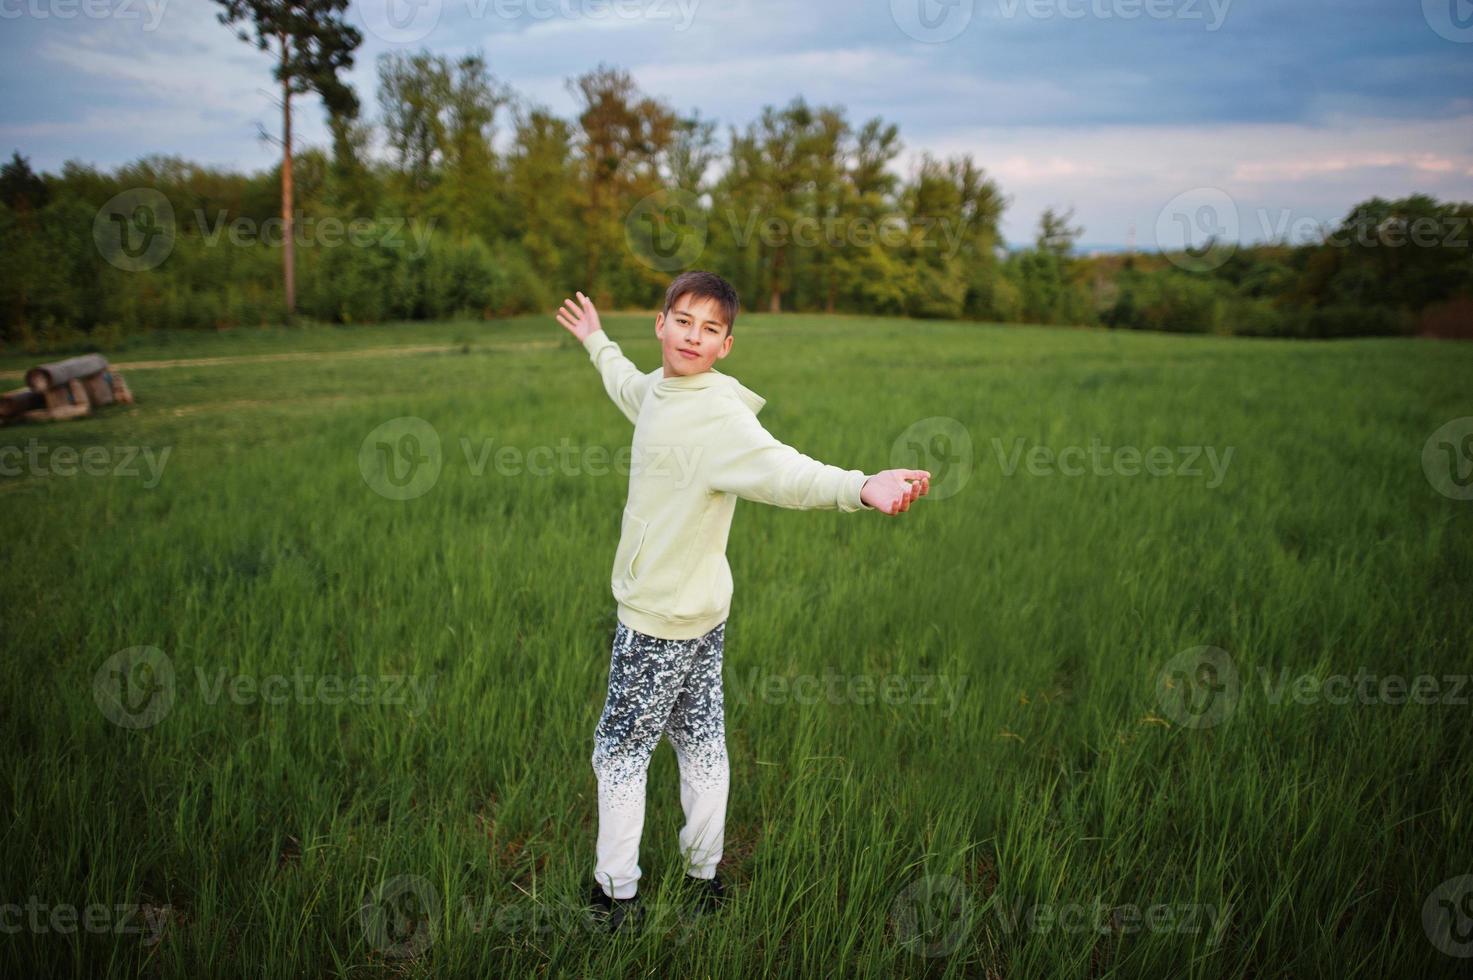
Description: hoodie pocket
xmin=615 ymin=509 xmax=649 ymax=587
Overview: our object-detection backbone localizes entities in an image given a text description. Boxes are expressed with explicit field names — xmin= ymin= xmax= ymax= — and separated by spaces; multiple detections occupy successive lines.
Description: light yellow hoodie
xmin=583 ymin=328 xmax=872 ymax=640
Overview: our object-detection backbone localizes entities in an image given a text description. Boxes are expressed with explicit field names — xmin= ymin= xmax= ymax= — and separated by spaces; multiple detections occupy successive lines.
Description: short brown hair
xmin=663 ymin=270 xmax=739 ymax=335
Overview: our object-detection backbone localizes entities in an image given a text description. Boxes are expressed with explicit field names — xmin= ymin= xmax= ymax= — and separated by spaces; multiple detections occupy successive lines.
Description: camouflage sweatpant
xmin=591 ymin=619 xmax=729 ymax=899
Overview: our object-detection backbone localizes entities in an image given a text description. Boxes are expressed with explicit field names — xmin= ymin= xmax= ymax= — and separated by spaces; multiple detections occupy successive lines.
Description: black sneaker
xmin=586 ymin=882 xmax=644 ymax=934
xmin=682 ymin=873 xmax=729 ymax=914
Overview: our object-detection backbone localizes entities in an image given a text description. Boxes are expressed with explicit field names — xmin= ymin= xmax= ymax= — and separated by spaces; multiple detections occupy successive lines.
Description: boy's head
xmin=654 ymin=270 xmax=739 ymax=378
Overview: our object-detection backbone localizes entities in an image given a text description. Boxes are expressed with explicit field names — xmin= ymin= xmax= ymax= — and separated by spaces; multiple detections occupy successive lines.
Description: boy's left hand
xmin=861 ymin=469 xmax=931 ymax=515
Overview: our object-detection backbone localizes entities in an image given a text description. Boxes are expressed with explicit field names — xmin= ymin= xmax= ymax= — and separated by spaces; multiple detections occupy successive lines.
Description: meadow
xmin=2 ymin=313 xmax=1470 ymax=978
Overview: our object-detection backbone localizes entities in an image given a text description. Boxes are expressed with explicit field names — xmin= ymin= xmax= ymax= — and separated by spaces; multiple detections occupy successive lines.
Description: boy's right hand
xmin=861 ymin=469 xmax=931 ymax=515
xmin=555 ymin=291 xmax=602 ymax=342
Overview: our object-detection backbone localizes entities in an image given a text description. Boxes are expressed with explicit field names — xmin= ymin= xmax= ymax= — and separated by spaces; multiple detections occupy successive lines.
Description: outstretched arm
xmin=556 ymin=291 xmax=654 ymax=425
xmin=705 ymin=410 xmax=930 ymax=516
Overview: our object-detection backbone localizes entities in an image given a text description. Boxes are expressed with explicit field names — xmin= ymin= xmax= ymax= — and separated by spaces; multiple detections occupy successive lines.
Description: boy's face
xmin=655 ymin=293 xmax=733 ymax=378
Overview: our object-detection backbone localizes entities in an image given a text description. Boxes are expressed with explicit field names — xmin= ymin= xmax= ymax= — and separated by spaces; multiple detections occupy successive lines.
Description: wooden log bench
xmin=1 ymin=355 xmax=135 ymax=425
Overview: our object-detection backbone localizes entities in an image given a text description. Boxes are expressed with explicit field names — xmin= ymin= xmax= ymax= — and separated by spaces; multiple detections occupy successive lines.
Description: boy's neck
xmin=658 ymin=368 xmax=725 ymax=389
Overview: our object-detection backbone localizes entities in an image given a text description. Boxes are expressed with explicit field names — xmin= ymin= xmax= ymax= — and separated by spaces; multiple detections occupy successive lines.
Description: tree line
xmin=0 ymin=49 xmax=1468 ymax=349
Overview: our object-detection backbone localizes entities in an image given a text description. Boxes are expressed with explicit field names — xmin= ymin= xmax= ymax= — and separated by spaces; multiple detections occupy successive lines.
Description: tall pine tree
xmin=213 ymin=0 xmax=361 ymax=319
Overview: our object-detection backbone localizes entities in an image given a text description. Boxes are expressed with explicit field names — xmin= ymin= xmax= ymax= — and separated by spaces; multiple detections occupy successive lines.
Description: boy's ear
xmin=715 ymin=333 xmax=733 ymax=359
xmin=654 ymin=311 xmax=665 ymax=338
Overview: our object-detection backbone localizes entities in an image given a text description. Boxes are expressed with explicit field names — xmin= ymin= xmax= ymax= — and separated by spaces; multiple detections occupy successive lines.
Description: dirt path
xmin=0 ymin=339 xmax=561 ymax=382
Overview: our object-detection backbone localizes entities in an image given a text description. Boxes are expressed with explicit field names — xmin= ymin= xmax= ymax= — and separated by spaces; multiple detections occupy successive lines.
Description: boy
xmin=556 ymin=271 xmax=929 ymax=932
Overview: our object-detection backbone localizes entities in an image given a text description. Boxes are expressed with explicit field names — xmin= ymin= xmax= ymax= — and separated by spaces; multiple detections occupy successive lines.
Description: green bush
xmin=1302 ymin=303 xmax=1411 ymax=339
xmin=1128 ymin=271 xmax=1225 ymax=333
xmin=1225 ymin=297 xmax=1290 ymax=337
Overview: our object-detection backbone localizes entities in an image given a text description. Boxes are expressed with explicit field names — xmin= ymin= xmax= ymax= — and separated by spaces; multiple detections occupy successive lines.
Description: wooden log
xmin=108 ymin=370 xmax=134 ymax=405
xmin=23 ymin=381 xmax=91 ymax=422
xmin=0 ymin=387 xmax=44 ymax=421
xmin=82 ymin=372 xmax=115 ymax=407
xmin=26 ymin=354 xmax=110 ymax=392
xmin=23 ymin=402 xmax=90 ymax=423
xmin=42 ymin=378 xmax=88 ymax=412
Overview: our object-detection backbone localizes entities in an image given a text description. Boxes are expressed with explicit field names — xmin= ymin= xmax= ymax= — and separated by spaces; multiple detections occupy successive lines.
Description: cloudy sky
xmin=2 ymin=0 xmax=1470 ymax=248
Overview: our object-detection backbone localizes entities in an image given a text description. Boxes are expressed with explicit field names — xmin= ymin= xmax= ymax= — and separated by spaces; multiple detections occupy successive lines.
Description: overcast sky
xmin=2 ymin=0 xmax=1470 ymax=248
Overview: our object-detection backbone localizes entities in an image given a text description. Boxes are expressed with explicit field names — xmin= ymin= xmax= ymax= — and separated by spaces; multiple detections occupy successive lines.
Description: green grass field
xmin=2 ymin=313 xmax=1471 ymax=978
